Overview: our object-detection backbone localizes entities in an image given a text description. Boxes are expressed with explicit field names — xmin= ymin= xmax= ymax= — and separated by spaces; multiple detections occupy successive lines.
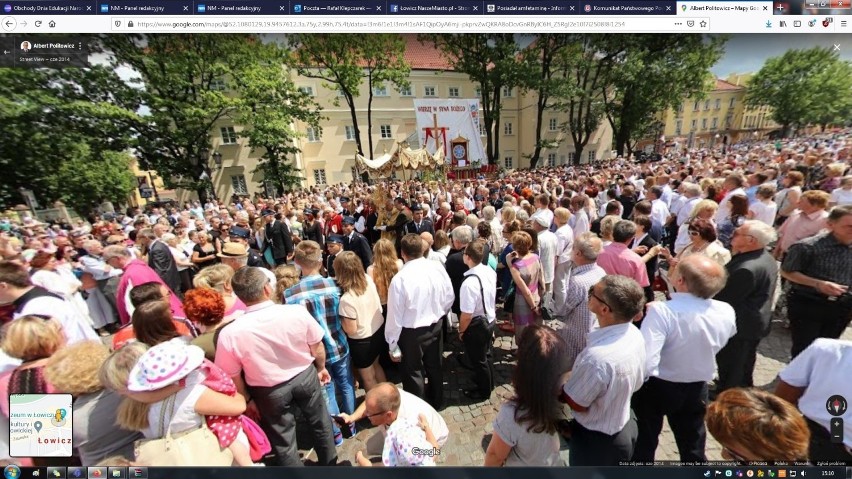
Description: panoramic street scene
xmin=0 ymin=33 xmax=850 ymax=468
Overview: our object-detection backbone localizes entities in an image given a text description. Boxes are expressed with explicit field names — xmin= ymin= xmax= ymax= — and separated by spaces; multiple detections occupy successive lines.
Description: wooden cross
xmin=422 ymin=113 xmax=448 ymax=157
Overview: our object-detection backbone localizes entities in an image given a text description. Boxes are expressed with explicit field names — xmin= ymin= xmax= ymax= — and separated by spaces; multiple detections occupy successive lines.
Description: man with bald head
xmin=631 ymin=255 xmax=737 ymax=463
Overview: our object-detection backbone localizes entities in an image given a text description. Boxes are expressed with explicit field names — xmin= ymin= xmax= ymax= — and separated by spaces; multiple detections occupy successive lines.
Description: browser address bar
xmin=110 ymin=16 xmax=711 ymax=33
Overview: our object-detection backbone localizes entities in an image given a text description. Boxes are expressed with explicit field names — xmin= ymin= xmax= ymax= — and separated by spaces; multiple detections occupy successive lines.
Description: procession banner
xmin=414 ymin=99 xmax=488 ymax=165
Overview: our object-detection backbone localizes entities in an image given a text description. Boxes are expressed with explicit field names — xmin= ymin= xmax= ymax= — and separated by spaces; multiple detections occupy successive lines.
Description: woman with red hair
xmin=184 ymin=287 xmax=231 ymax=361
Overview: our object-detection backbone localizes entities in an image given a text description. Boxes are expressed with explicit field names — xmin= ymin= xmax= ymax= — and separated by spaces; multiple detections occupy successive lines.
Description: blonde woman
xmin=673 ymin=199 xmax=718 ymax=255
xmin=334 ymin=252 xmax=387 ymax=392
xmin=273 ymin=265 xmax=301 ymax=303
xmin=193 ymin=264 xmax=246 ymax=320
xmin=45 ymin=341 xmax=142 ymax=465
xmin=598 ymin=215 xmax=621 ymax=247
xmin=367 ymin=239 xmax=402 ymax=316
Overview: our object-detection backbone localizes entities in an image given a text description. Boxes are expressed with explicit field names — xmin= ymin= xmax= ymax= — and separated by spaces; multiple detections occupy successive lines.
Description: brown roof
xmin=714 ymin=78 xmax=744 ymax=91
xmin=401 ymin=34 xmax=454 ymax=71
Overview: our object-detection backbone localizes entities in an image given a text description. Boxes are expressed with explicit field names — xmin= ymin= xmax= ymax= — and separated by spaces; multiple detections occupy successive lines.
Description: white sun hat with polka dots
xmin=127 ymin=338 xmax=205 ymax=392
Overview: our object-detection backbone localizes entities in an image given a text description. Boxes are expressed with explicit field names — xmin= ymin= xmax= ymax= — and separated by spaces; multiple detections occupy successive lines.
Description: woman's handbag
xmin=502 ymin=283 xmax=516 ymax=313
xmin=134 ymin=394 xmax=234 ymax=466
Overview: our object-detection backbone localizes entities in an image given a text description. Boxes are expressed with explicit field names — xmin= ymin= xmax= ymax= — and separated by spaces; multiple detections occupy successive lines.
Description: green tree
xmin=747 ymin=47 xmax=852 ymax=136
xmin=423 ymin=34 xmax=523 ymax=163
xmin=101 ymin=34 xmax=318 ymax=200
xmin=288 ymin=34 xmax=410 ymax=160
xmin=602 ymin=35 xmax=726 ymax=157
xmin=54 ymin=148 xmax=136 ymax=216
xmin=0 ymin=65 xmax=141 ymax=210
xmin=234 ymin=46 xmax=323 ymax=195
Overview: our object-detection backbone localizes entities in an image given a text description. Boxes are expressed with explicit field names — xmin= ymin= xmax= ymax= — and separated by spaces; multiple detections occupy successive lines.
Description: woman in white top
xmin=335 ymin=252 xmax=387 ymax=392
xmin=673 ymin=199 xmax=718 ymax=255
xmin=775 ymin=171 xmax=804 ymax=226
xmin=748 ymin=184 xmax=778 ymax=226
xmin=830 ymin=175 xmax=852 ymax=206
xmin=657 ymin=218 xmax=730 ymax=295
xmin=28 ymin=251 xmax=90 ymax=319
xmin=163 ymin=233 xmax=194 ymax=293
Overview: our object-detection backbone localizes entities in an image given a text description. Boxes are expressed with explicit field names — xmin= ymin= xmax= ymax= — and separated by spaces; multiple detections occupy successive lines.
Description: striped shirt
xmin=782 ymin=231 xmax=852 ymax=297
xmin=563 ymin=322 xmax=646 ymax=435
xmin=284 ymin=275 xmax=348 ymax=364
xmin=559 ymin=263 xmax=607 ymax=369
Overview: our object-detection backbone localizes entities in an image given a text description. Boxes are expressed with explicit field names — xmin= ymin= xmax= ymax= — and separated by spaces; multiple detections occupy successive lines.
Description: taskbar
xmin=2 ymin=465 xmax=850 ymax=479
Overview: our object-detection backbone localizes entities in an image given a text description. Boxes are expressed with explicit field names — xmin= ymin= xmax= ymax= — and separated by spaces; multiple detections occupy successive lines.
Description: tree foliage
xmin=0 ymin=65 xmax=141 ymax=212
xmin=423 ymin=34 xmax=523 ymax=163
xmin=602 ymin=35 xmax=726 ymax=157
xmin=288 ymin=34 xmax=410 ymax=159
xmin=746 ymin=47 xmax=852 ymax=136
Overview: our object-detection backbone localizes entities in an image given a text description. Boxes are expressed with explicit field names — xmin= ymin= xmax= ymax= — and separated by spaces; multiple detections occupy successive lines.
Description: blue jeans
xmin=323 ymin=354 xmax=356 ymax=436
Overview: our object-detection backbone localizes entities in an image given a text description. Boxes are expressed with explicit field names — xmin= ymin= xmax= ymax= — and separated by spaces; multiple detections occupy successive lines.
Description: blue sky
xmin=711 ymin=34 xmax=852 ymax=77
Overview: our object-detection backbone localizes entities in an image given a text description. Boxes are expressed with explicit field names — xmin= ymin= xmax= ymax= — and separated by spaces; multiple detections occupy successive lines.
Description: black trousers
xmin=632 ymin=377 xmax=708 ymax=463
xmin=806 ymin=417 xmax=852 ymax=462
xmin=274 ymin=256 xmax=288 ymax=266
xmin=399 ymin=319 xmax=444 ymax=409
xmin=569 ymin=414 xmax=638 ymax=466
xmin=461 ymin=317 xmax=495 ymax=395
xmin=788 ymin=292 xmax=852 ymax=359
xmin=715 ymin=337 xmax=760 ymax=392
xmin=248 ymin=364 xmax=337 ymax=466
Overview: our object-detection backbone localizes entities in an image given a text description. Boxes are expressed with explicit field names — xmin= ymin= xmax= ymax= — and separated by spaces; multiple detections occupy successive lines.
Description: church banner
xmin=414 ymin=99 xmax=488 ymax=166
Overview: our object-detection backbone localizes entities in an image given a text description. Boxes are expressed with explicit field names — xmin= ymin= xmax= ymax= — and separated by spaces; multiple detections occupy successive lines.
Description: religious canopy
xmin=355 ymin=142 xmax=446 ymax=178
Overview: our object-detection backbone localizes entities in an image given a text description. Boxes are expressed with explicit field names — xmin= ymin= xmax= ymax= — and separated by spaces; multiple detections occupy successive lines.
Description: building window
xmin=209 ymin=78 xmax=227 ymax=91
xmin=547 ymin=153 xmax=556 ymax=167
xmin=502 ymin=86 xmax=513 ymax=97
xmin=678 ymin=104 xmax=684 ymax=113
xmin=702 ymin=118 xmax=707 ymax=130
xmin=448 ymin=87 xmax=460 ymax=98
xmin=306 ymin=127 xmax=320 ymax=142
xmin=479 ymin=123 xmax=487 ymax=136
xmin=313 ymin=169 xmax=327 ymax=185
xmin=715 ymin=98 xmax=721 ymax=110
xmin=231 ymin=175 xmax=248 ymax=195
xmin=373 ymin=85 xmax=388 ymax=97
xmin=504 ymin=122 xmax=513 ymax=135
xmin=344 ymin=125 xmax=356 ymax=141
xmin=693 ymin=101 xmax=700 ymax=111
xmin=399 ymin=85 xmax=412 ymax=96
xmin=503 ymin=156 xmax=513 ymax=168
xmin=380 ymin=124 xmax=392 ymax=139
xmin=424 ymin=86 xmax=436 ymax=97
xmin=548 ymin=118 xmax=558 ymax=131
xmin=691 ymin=119 xmax=697 ymax=131
xmin=220 ymin=126 xmax=238 ymax=145
xmin=475 ymin=87 xmax=482 ymax=98
xmin=711 ymin=117 xmax=718 ymax=129
xmin=729 ymin=97 xmax=736 ymax=108
xmin=675 ymin=120 xmax=682 ymax=135
xmin=568 ymin=152 xmax=576 ymax=163
xmin=588 ymin=151 xmax=596 ymax=162
xmin=298 ymin=86 xmax=315 ymax=97
xmin=704 ymin=100 xmax=710 ymax=110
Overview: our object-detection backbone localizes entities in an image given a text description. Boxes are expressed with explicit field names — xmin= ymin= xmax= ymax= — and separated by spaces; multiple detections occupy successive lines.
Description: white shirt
xmin=537 ymin=230 xmax=558 ymax=285
xmin=660 ymin=184 xmax=674 ymax=208
xmin=385 ymin=258 xmax=454 ymax=350
xmin=570 ymin=210 xmax=590 ymax=239
xmin=649 ymin=199 xmax=670 ymax=227
xmin=142 ymin=370 xmax=206 ymax=439
xmin=778 ymin=338 xmax=852 ymax=448
xmin=459 ymin=264 xmax=497 ymax=323
xmin=564 ymin=322 xmax=646 ymax=435
xmin=676 ymin=196 xmax=701 ymax=227
xmin=379 ymin=389 xmax=449 ymax=447
xmin=831 ymin=187 xmax=852 ymax=206
xmin=749 ymin=200 xmax=777 ymax=226
xmin=641 ymin=293 xmax=737 ymax=383
xmin=555 ymin=224 xmax=575 ymax=265
xmin=715 ymin=187 xmax=746 ymax=224
xmin=531 ymin=208 xmax=554 ymax=229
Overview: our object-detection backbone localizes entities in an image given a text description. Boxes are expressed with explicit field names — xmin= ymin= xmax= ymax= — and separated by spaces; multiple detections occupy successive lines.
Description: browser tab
xmin=481 ymin=0 xmax=577 ymax=15
xmin=388 ymin=1 xmax=482 ymax=15
xmin=579 ymin=0 xmax=677 ymax=15
xmin=5 ymin=2 xmax=92 ymax=15
xmin=100 ymin=1 xmax=193 ymax=15
xmin=193 ymin=0 xmax=286 ymax=14
xmin=291 ymin=0 xmax=384 ymax=14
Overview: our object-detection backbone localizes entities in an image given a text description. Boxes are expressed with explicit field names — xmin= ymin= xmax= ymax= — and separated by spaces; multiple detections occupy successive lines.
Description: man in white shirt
xmin=647 ymin=186 xmax=671 ymax=229
xmin=632 ymin=255 xmax=737 ymax=463
xmin=775 ymin=338 xmax=852 ymax=462
xmin=531 ymin=193 xmax=554 ymax=229
xmin=458 ymin=240 xmax=497 ymax=400
xmin=386 ymin=234 xmax=454 ymax=409
xmin=561 ymin=275 xmax=647 ymax=466
xmin=674 ymin=182 xmax=703 ymax=228
xmin=553 ymin=207 xmax=575 ymax=315
xmin=532 ymin=215 xmax=558 ymax=304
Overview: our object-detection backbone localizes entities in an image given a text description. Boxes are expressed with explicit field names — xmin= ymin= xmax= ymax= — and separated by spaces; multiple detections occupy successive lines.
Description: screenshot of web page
xmin=0 ymin=0 xmax=851 ymax=478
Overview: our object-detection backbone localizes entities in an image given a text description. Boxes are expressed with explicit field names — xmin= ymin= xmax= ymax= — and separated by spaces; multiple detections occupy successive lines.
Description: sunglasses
xmin=363 ymin=410 xmax=387 ymax=419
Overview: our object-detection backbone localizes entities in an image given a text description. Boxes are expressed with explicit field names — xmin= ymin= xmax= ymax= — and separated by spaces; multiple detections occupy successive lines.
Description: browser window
xmin=0 ymin=0 xmax=850 ymax=475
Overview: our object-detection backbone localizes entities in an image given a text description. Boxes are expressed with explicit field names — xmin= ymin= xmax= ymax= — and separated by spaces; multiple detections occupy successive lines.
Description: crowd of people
xmin=0 ymin=132 xmax=850 ymax=467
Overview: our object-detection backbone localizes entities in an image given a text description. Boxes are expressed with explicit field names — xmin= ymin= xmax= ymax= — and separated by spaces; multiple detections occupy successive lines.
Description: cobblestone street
xmin=307 ymin=312 xmax=852 ymax=466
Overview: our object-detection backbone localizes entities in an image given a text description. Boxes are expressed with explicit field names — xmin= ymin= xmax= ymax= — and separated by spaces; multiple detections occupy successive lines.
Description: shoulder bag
xmin=134 ymin=393 xmax=234 ymax=466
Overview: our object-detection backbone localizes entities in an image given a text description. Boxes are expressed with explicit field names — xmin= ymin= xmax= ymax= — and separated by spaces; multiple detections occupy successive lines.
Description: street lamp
xmin=212 ymin=151 xmax=223 ymax=169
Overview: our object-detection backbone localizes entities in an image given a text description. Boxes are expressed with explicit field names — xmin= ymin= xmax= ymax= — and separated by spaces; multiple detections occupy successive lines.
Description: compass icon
xmin=825 ymin=395 xmax=847 ymax=417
